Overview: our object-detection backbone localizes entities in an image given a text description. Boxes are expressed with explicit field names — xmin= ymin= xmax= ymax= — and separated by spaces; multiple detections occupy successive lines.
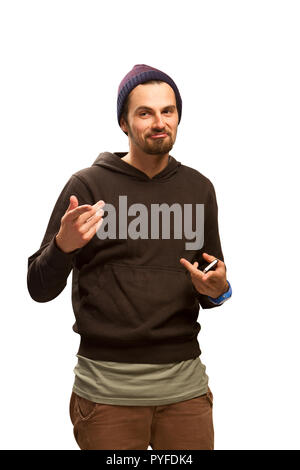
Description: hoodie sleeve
xmin=27 ymin=174 xmax=94 ymax=303
xmin=194 ymin=181 xmax=227 ymax=309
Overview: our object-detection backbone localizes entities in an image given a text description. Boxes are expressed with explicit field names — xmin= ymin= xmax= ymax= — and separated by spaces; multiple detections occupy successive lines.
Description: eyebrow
xmin=135 ymin=105 xmax=176 ymax=113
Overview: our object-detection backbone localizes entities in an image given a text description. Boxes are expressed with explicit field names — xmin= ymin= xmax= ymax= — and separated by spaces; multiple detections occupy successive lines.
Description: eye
xmin=139 ymin=109 xmax=173 ymax=117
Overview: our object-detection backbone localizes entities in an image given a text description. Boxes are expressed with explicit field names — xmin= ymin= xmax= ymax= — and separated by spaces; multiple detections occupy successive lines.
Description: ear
xmin=120 ymin=116 xmax=128 ymax=135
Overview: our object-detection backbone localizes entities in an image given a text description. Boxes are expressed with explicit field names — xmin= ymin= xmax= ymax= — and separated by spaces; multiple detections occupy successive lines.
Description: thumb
xmin=66 ymin=195 xmax=78 ymax=212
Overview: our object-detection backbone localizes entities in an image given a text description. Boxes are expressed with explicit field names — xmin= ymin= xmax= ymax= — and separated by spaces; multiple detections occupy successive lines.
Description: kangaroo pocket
xmin=76 ymin=263 xmax=200 ymax=347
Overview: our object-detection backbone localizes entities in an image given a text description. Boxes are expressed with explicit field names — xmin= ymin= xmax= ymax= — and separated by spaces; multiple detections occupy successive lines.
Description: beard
xmin=127 ymin=126 xmax=175 ymax=155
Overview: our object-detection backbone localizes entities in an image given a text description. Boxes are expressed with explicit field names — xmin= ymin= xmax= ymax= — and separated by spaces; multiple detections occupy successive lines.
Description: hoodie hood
xmin=92 ymin=151 xmax=181 ymax=182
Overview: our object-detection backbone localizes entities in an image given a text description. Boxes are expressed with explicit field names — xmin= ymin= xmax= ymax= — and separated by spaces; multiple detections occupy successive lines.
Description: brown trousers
xmin=69 ymin=387 xmax=214 ymax=450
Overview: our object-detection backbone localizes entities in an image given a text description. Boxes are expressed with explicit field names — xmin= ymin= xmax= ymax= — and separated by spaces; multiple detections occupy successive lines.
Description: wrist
xmin=219 ymin=281 xmax=229 ymax=296
xmin=207 ymin=280 xmax=232 ymax=304
xmin=55 ymin=234 xmax=68 ymax=253
xmin=210 ymin=281 xmax=229 ymax=299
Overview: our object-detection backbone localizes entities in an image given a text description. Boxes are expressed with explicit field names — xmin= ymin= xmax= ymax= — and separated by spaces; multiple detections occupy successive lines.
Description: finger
xmin=84 ymin=201 xmax=106 ymax=224
xmin=69 ymin=200 xmax=105 ymax=223
xmin=202 ymin=252 xmax=226 ymax=272
xmin=202 ymin=270 xmax=215 ymax=281
xmin=67 ymin=204 xmax=95 ymax=221
xmin=83 ymin=207 xmax=104 ymax=230
xmin=84 ymin=217 xmax=104 ymax=239
xmin=66 ymin=195 xmax=79 ymax=213
xmin=180 ymin=258 xmax=204 ymax=278
xmin=202 ymin=252 xmax=218 ymax=263
xmin=92 ymin=200 xmax=105 ymax=209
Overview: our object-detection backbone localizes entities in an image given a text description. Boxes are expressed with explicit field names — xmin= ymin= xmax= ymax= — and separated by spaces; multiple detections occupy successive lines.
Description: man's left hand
xmin=180 ymin=252 xmax=228 ymax=298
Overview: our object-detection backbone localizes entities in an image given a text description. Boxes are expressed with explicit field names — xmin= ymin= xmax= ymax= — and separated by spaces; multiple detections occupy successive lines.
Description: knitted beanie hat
xmin=117 ymin=64 xmax=182 ymax=131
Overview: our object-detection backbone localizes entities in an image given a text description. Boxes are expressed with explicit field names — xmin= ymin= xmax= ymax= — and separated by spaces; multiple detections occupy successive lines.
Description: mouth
xmin=150 ymin=133 xmax=168 ymax=139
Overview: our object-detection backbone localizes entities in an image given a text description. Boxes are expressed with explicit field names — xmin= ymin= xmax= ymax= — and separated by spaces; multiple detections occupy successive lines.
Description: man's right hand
xmin=55 ymin=195 xmax=105 ymax=253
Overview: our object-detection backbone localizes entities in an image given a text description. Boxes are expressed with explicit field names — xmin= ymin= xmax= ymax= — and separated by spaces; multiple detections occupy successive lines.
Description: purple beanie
xmin=117 ymin=64 xmax=182 ymax=130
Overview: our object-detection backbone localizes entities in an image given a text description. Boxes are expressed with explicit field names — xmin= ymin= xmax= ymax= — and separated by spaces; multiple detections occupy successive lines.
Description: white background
xmin=1 ymin=0 xmax=299 ymax=450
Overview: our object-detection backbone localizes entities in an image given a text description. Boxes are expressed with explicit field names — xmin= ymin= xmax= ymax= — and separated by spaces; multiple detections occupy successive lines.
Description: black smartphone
xmin=203 ymin=259 xmax=218 ymax=274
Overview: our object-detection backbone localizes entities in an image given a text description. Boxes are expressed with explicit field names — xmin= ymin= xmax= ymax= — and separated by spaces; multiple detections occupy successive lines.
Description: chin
xmin=143 ymin=140 xmax=174 ymax=154
xmin=146 ymin=148 xmax=173 ymax=156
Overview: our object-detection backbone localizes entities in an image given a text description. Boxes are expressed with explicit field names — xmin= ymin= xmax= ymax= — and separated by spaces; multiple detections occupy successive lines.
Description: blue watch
xmin=207 ymin=280 xmax=232 ymax=304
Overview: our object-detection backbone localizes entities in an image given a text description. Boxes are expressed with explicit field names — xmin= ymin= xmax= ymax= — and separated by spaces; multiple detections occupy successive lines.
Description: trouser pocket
xmin=74 ymin=392 xmax=98 ymax=421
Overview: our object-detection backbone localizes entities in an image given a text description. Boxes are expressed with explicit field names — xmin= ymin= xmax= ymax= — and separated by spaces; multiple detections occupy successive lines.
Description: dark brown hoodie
xmin=27 ymin=152 xmax=225 ymax=364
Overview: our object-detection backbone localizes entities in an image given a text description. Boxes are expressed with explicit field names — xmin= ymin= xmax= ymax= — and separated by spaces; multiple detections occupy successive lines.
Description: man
xmin=27 ymin=64 xmax=232 ymax=450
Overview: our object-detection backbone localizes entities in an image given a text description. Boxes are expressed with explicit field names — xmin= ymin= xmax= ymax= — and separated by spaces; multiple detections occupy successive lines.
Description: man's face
xmin=120 ymin=82 xmax=179 ymax=155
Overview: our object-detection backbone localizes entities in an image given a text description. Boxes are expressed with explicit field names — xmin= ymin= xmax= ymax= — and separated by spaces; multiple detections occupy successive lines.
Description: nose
xmin=152 ymin=113 xmax=165 ymax=130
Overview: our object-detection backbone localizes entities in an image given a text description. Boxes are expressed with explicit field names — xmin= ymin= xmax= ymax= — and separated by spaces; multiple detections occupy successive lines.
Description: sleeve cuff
xmin=207 ymin=280 xmax=232 ymax=304
xmin=43 ymin=235 xmax=81 ymax=270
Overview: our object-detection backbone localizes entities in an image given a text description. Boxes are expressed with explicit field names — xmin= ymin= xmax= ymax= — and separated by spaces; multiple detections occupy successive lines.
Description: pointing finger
xmin=180 ymin=258 xmax=204 ymax=278
xmin=202 ymin=252 xmax=218 ymax=263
